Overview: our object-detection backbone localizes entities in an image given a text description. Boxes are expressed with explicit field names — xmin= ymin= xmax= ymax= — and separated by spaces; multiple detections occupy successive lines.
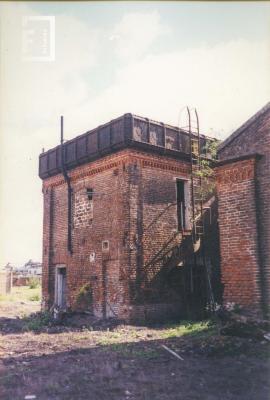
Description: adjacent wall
xmin=217 ymin=107 xmax=270 ymax=316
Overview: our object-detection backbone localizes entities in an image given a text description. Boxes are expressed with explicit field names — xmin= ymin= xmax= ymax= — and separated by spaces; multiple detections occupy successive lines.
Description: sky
xmin=0 ymin=1 xmax=269 ymax=267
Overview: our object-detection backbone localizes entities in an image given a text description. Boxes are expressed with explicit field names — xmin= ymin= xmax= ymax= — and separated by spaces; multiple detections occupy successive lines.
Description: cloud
xmin=110 ymin=11 xmax=170 ymax=62
xmin=69 ymin=38 xmax=270 ymax=138
xmin=0 ymin=4 xmax=99 ymax=134
xmin=0 ymin=2 xmax=101 ymax=265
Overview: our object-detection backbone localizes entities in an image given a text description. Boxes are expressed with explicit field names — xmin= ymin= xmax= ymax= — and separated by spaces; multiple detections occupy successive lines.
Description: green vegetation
xmin=160 ymin=320 xmax=216 ymax=339
xmin=96 ymin=320 xmax=216 ymax=347
xmin=112 ymin=344 xmax=160 ymax=359
xmin=22 ymin=311 xmax=52 ymax=332
xmin=29 ymin=293 xmax=41 ymax=301
xmin=195 ymin=139 xmax=219 ymax=200
xmin=0 ymin=285 xmax=41 ymax=302
xmin=97 ymin=332 xmax=125 ymax=346
xmin=76 ymin=283 xmax=93 ymax=308
xmin=100 ymin=342 xmax=160 ymax=359
xmin=28 ymin=277 xmax=41 ymax=289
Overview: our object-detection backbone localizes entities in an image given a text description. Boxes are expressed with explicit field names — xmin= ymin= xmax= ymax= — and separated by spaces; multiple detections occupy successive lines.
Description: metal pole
xmin=61 ymin=116 xmax=64 ymax=145
xmin=60 ymin=116 xmax=73 ymax=254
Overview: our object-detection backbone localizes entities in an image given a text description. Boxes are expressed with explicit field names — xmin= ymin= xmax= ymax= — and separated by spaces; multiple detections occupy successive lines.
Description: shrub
xmin=28 ymin=277 xmax=41 ymax=289
xmin=23 ymin=311 xmax=52 ymax=332
xmin=76 ymin=283 xmax=93 ymax=309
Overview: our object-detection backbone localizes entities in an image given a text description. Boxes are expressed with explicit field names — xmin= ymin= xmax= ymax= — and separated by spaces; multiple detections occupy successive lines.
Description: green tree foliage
xmin=195 ymin=139 xmax=219 ymax=201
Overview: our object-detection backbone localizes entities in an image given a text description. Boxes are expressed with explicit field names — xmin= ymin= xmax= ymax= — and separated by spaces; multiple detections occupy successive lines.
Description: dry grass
xmin=0 ymin=285 xmax=41 ymax=303
xmin=0 ymin=288 xmax=269 ymax=400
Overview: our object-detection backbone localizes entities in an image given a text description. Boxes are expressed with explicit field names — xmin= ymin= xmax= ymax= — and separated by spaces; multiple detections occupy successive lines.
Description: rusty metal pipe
xmin=60 ymin=116 xmax=73 ymax=254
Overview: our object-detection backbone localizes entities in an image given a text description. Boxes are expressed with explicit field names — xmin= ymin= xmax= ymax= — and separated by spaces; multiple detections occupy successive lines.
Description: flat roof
xmin=39 ymin=113 xmax=215 ymax=180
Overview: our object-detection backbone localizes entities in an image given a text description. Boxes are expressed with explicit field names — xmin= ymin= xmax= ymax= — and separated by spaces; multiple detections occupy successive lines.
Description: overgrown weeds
xmin=29 ymin=293 xmax=41 ymax=301
xmin=28 ymin=277 xmax=41 ymax=289
xmin=22 ymin=311 xmax=53 ymax=332
xmin=160 ymin=320 xmax=216 ymax=339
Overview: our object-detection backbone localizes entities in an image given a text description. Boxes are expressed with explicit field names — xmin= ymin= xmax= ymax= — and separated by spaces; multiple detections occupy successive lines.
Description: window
xmin=86 ymin=188 xmax=94 ymax=201
xmin=102 ymin=240 xmax=109 ymax=252
xmin=176 ymin=179 xmax=186 ymax=230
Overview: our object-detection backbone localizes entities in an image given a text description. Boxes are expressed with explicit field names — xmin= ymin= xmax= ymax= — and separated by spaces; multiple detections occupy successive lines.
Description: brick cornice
xmin=141 ymin=159 xmax=189 ymax=174
xmin=43 ymin=149 xmax=190 ymax=189
xmin=215 ymin=158 xmax=256 ymax=185
xmin=215 ymin=153 xmax=262 ymax=167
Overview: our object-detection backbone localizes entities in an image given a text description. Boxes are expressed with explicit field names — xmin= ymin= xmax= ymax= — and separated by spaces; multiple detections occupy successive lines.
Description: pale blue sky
xmin=28 ymin=1 xmax=270 ymax=94
xmin=0 ymin=1 xmax=269 ymax=266
xmin=30 ymin=1 xmax=270 ymax=44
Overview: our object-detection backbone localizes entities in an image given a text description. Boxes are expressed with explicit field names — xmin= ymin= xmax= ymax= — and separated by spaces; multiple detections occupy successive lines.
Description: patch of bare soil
xmin=0 ymin=297 xmax=269 ymax=400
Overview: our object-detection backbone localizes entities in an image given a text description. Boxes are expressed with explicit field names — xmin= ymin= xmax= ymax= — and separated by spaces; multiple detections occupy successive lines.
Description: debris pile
xmin=217 ymin=308 xmax=270 ymax=340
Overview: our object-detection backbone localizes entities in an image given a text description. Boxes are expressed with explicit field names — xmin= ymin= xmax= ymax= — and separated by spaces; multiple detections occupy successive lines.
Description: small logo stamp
xmin=22 ymin=16 xmax=55 ymax=62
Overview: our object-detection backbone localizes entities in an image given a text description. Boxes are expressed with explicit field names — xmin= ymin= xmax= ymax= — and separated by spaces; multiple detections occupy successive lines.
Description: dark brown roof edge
xmin=214 ymin=153 xmax=262 ymax=168
xmin=218 ymin=102 xmax=270 ymax=152
xmin=43 ymin=112 xmax=217 ymax=156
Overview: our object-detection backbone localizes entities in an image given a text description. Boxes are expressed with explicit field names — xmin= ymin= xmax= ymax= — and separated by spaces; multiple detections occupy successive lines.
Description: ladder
xmin=186 ymin=107 xmax=216 ymax=308
xmin=187 ymin=107 xmax=204 ymax=245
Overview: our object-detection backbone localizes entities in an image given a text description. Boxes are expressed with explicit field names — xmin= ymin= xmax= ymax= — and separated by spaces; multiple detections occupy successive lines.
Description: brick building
xmin=39 ymin=113 xmax=219 ymax=322
xmin=216 ymin=103 xmax=270 ymax=317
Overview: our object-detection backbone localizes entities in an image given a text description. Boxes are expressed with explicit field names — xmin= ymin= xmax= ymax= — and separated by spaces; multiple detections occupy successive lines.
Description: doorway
xmin=167 ymin=262 xmax=207 ymax=319
xmin=55 ymin=265 xmax=67 ymax=309
xmin=102 ymin=260 xmax=119 ymax=318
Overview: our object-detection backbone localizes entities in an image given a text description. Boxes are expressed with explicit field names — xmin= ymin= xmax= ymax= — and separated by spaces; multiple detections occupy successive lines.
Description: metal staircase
xmin=139 ymin=107 xmax=205 ymax=287
xmin=137 ymin=107 xmax=215 ymax=310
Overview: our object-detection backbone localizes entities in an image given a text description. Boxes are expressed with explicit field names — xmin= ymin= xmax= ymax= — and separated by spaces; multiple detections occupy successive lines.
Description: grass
xmin=97 ymin=332 xmax=125 ymax=346
xmin=100 ymin=342 xmax=161 ymax=359
xmin=94 ymin=320 xmax=217 ymax=360
xmin=29 ymin=293 xmax=41 ymax=301
xmin=0 ymin=285 xmax=41 ymax=302
xmin=160 ymin=320 xmax=216 ymax=339
xmin=96 ymin=321 xmax=216 ymax=359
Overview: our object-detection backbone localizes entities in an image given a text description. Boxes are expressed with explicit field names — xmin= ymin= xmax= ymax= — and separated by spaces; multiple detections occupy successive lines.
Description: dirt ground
xmin=0 ymin=287 xmax=269 ymax=400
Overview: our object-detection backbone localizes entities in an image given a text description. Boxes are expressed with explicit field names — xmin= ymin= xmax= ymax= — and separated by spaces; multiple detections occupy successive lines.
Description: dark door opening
xmin=167 ymin=263 xmax=207 ymax=319
xmin=176 ymin=179 xmax=186 ymax=230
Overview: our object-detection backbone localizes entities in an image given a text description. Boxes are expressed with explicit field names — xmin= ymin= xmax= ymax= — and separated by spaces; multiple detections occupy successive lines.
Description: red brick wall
xmin=41 ymin=148 xmax=193 ymax=320
xmin=216 ymin=158 xmax=262 ymax=313
xmin=217 ymin=107 xmax=270 ymax=315
xmin=42 ymin=150 xmax=131 ymax=318
xmin=141 ymin=160 xmax=190 ymax=294
xmin=125 ymin=153 xmax=190 ymax=314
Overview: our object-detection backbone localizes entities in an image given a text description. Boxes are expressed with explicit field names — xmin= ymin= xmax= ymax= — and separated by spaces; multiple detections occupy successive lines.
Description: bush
xmin=28 ymin=277 xmax=41 ymax=289
xmin=23 ymin=311 xmax=52 ymax=332
xmin=76 ymin=283 xmax=93 ymax=309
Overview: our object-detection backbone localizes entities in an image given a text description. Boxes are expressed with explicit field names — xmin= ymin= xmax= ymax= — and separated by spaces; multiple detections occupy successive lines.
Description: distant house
xmin=20 ymin=260 xmax=42 ymax=276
